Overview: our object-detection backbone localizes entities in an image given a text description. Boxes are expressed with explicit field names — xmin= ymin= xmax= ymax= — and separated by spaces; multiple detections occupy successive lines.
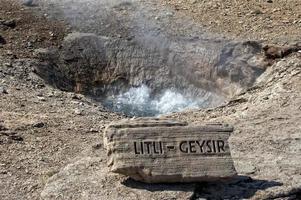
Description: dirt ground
xmin=0 ymin=0 xmax=68 ymax=58
xmin=0 ymin=2 xmax=121 ymax=199
xmin=161 ymin=0 xmax=301 ymax=44
xmin=0 ymin=0 xmax=301 ymax=199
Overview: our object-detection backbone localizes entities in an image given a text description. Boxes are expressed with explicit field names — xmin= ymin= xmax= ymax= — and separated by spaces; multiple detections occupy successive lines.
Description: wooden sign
xmin=104 ymin=118 xmax=237 ymax=183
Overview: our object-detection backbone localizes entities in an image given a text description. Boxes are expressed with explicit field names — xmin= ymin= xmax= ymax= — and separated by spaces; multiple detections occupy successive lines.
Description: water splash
xmin=103 ymin=85 xmax=214 ymax=117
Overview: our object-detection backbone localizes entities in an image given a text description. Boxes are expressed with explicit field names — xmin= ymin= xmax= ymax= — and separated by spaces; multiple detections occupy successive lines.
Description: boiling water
xmin=103 ymin=85 xmax=216 ymax=117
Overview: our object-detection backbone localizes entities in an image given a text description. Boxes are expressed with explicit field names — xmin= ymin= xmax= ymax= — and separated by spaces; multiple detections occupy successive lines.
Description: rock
xmin=104 ymin=118 xmax=237 ymax=183
xmin=27 ymin=41 xmax=33 ymax=48
xmin=263 ymin=44 xmax=301 ymax=59
xmin=235 ymin=162 xmax=256 ymax=175
xmin=0 ymin=19 xmax=16 ymax=28
xmin=74 ymin=109 xmax=83 ymax=115
xmin=251 ymin=9 xmax=263 ymax=15
xmin=4 ymin=62 xmax=13 ymax=68
xmin=36 ymin=32 xmax=267 ymax=102
xmin=37 ymin=96 xmax=46 ymax=101
xmin=0 ymin=35 xmax=6 ymax=45
xmin=37 ymin=92 xmax=43 ymax=97
xmin=92 ymin=143 xmax=102 ymax=149
xmin=9 ymin=135 xmax=24 ymax=142
xmin=41 ymin=156 xmax=194 ymax=200
xmin=33 ymin=122 xmax=45 ymax=128
xmin=89 ymin=128 xmax=98 ymax=133
xmin=0 ymin=86 xmax=8 ymax=94
xmin=0 ymin=123 xmax=8 ymax=131
xmin=22 ymin=0 xmax=34 ymax=7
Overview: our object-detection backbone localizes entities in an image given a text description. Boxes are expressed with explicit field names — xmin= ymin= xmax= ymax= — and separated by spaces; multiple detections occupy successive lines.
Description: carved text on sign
xmin=133 ymin=140 xmax=226 ymax=155
xmin=104 ymin=119 xmax=237 ymax=183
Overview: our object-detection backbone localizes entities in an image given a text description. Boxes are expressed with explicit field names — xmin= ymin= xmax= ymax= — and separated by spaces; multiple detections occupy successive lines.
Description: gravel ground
xmin=161 ymin=0 xmax=301 ymax=44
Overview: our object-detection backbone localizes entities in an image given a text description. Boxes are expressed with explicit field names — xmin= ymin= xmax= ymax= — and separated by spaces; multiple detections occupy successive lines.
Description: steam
xmin=103 ymin=85 xmax=214 ymax=117
xmin=35 ymin=0 xmax=230 ymax=117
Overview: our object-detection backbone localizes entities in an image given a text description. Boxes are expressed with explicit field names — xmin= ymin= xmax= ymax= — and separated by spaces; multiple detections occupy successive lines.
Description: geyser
xmin=35 ymin=0 xmax=268 ymax=117
xmin=102 ymin=85 xmax=224 ymax=117
xmin=36 ymin=32 xmax=266 ymax=117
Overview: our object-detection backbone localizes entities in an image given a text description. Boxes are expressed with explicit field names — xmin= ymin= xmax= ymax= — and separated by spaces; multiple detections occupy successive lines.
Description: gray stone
xmin=104 ymin=118 xmax=237 ymax=183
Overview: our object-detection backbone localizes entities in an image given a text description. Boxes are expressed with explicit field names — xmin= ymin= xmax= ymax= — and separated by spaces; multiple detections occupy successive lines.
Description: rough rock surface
xmin=36 ymin=32 xmax=266 ymax=106
xmin=40 ymin=151 xmax=194 ymax=200
xmin=104 ymin=118 xmax=236 ymax=183
xmin=168 ymin=55 xmax=301 ymax=199
xmin=34 ymin=0 xmax=270 ymax=100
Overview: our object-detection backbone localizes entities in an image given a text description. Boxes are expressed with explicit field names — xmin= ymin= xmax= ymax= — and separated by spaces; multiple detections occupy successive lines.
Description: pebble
xmin=74 ymin=109 xmax=83 ymax=115
xmin=0 ymin=86 xmax=8 ymax=94
xmin=0 ymin=170 xmax=8 ymax=175
xmin=92 ymin=143 xmax=102 ymax=149
xmin=251 ymin=9 xmax=263 ymax=15
xmin=22 ymin=0 xmax=34 ymax=7
xmin=0 ymin=35 xmax=6 ymax=45
xmin=27 ymin=42 xmax=33 ymax=48
xmin=236 ymin=162 xmax=257 ymax=175
xmin=37 ymin=96 xmax=46 ymax=101
xmin=90 ymin=128 xmax=98 ymax=133
xmin=0 ymin=124 xmax=8 ymax=131
xmin=33 ymin=122 xmax=45 ymax=128
xmin=9 ymin=135 xmax=24 ymax=142
xmin=0 ymin=19 xmax=16 ymax=28
xmin=67 ymin=93 xmax=78 ymax=99
xmin=4 ymin=62 xmax=12 ymax=68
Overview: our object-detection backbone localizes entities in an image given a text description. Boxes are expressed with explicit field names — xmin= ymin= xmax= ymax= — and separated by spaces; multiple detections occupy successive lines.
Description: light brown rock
xmin=104 ymin=118 xmax=237 ymax=183
xmin=41 ymin=156 xmax=194 ymax=200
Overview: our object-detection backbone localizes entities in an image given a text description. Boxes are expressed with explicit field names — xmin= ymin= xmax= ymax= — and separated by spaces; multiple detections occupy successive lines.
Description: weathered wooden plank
xmin=104 ymin=118 xmax=237 ymax=183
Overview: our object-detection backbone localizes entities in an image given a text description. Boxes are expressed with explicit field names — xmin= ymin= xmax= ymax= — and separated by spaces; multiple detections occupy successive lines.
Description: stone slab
xmin=104 ymin=118 xmax=237 ymax=183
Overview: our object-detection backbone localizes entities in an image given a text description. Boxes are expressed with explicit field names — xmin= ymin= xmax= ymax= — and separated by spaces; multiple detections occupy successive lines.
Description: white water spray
xmin=104 ymin=85 xmax=214 ymax=116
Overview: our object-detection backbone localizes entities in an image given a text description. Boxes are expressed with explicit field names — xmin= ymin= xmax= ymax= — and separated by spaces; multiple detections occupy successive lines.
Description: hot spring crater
xmin=35 ymin=32 xmax=267 ymax=116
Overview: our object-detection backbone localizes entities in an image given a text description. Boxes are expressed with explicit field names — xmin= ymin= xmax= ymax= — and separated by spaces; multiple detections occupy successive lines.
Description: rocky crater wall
xmin=33 ymin=0 xmax=273 ymax=116
xmin=35 ymin=32 xmax=267 ymax=107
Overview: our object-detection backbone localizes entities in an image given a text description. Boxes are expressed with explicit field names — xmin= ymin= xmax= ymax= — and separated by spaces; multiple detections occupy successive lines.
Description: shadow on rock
xmin=122 ymin=176 xmax=283 ymax=200
xmin=122 ymin=178 xmax=195 ymax=192
xmin=191 ymin=176 xmax=282 ymax=200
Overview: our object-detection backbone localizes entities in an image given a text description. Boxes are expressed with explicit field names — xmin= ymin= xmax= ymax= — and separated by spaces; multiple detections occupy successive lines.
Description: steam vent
xmin=34 ymin=1 xmax=268 ymax=117
xmin=36 ymin=32 xmax=266 ymax=116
